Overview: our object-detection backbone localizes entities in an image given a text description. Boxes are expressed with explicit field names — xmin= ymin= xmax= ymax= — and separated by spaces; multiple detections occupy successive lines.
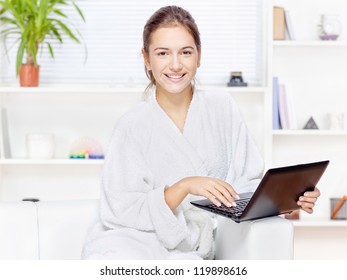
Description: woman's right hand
xmin=178 ymin=176 xmax=239 ymax=208
xmin=164 ymin=176 xmax=239 ymax=211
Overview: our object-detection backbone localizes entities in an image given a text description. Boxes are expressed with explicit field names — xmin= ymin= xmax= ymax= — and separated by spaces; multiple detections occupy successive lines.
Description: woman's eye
xmin=182 ymin=50 xmax=192 ymax=56
xmin=157 ymin=52 xmax=168 ymax=56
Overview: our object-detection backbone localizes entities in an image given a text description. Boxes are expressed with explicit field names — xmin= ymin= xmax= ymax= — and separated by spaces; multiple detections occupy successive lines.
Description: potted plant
xmin=0 ymin=0 xmax=85 ymax=86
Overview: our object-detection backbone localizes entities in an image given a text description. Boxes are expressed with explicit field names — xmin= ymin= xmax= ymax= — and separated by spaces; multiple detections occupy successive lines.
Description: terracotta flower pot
xmin=19 ymin=64 xmax=40 ymax=87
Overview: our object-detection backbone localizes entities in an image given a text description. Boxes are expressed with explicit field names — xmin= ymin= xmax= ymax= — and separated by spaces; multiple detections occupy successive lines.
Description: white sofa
xmin=0 ymin=199 xmax=294 ymax=260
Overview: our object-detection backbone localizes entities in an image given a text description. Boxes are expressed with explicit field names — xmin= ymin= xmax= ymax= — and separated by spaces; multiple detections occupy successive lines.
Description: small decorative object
xmin=318 ymin=14 xmax=342 ymax=40
xmin=328 ymin=112 xmax=344 ymax=130
xmin=303 ymin=116 xmax=319 ymax=129
xmin=26 ymin=133 xmax=55 ymax=159
xmin=69 ymin=137 xmax=104 ymax=159
xmin=227 ymin=71 xmax=248 ymax=87
xmin=330 ymin=195 xmax=347 ymax=220
xmin=284 ymin=210 xmax=300 ymax=220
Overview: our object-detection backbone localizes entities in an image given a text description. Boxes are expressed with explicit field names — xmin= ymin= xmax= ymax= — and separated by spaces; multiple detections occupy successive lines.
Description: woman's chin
xmin=158 ymin=81 xmax=193 ymax=95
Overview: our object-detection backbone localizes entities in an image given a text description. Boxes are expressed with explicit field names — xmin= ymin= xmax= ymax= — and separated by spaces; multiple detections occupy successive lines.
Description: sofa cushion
xmin=37 ymin=199 xmax=99 ymax=260
xmin=0 ymin=202 xmax=39 ymax=259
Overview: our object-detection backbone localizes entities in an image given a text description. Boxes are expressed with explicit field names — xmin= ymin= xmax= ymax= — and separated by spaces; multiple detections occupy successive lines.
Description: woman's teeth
xmin=165 ymin=74 xmax=185 ymax=79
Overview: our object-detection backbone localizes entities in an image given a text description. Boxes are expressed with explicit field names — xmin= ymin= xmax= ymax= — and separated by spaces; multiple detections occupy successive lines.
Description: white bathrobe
xmin=81 ymin=89 xmax=264 ymax=260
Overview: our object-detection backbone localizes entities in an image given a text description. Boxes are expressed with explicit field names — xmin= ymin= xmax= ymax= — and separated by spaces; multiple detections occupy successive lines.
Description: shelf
xmin=272 ymin=130 xmax=347 ymax=136
xmin=200 ymin=86 xmax=267 ymax=94
xmin=273 ymin=40 xmax=347 ymax=47
xmin=0 ymin=85 xmax=267 ymax=95
xmin=0 ymin=84 xmax=146 ymax=94
xmin=292 ymin=218 xmax=347 ymax=228
xmin=0 ymin=158 xmax=104 ymax=165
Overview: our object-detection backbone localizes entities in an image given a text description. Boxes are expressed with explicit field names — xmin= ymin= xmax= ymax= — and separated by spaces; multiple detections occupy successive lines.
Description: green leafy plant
xmin=0 ymin=0 xmax=85 ymax=75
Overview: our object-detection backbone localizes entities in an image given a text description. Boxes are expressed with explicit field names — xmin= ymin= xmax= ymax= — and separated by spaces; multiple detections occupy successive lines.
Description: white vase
xmin=26 ymin=133 xmax=55 ymax=159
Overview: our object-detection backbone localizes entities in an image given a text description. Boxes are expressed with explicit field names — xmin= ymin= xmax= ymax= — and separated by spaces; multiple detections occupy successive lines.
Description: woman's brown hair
xmin=142 ymin=6 xmax=201 ymax=94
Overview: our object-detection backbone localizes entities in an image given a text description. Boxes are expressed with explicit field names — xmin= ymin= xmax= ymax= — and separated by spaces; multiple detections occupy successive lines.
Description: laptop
xmin=190 ymin=160 xmax=329 ymax=223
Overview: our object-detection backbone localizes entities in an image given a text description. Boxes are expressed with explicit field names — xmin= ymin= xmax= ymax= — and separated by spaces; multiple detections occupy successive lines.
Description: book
xmin=273 ymin=6 xmax=285 ymax=40
xmin=284 ymin=10 xmax=295 ymax=40
xmin=272 ymin=77 xmax=281 ymax=129
xmin=278 ymin=84 xmax=289 ymax=129
xmin=0 ymin=107 xmax=12 ymax=158
xmin=278 ymin=84 xmax=297 ymax=130
xmin=0 ymin=108 xmax=2 ymax=159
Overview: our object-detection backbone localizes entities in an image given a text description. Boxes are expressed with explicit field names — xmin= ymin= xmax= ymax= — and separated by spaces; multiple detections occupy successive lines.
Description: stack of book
xmin=272 ymin=77 xmax=297 ymax=130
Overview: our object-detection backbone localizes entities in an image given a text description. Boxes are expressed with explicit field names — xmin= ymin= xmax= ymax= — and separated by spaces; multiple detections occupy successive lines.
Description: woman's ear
xmin=142 ymin=48 xmax=151 ymax=71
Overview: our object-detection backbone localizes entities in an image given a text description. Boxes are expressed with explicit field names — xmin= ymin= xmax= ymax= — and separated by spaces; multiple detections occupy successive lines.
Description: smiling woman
xmin=81 ymin=5 xmax=264 ymax=260
xmin=81 ymin=5 xmax=320 ymax=261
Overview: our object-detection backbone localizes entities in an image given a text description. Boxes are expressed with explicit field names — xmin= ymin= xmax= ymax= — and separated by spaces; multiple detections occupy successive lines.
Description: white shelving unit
xmin=270 ymin=0 xmax=347 ymax=259
xmin=0 ymin=85 xmax=145 ymax=201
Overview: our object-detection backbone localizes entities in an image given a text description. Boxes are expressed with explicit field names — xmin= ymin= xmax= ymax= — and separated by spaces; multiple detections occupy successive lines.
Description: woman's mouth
xmin=164 ymin=73 xmax=186 ymax=80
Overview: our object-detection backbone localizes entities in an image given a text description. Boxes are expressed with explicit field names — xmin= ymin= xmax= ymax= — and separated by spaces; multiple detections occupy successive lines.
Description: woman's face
xmin=143 ymin=25 xmax=201 ymax=95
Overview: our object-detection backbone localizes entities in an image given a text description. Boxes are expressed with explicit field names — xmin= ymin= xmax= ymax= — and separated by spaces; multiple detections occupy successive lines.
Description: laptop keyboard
xmin=206 ymin=199 xmax=249 ymax=217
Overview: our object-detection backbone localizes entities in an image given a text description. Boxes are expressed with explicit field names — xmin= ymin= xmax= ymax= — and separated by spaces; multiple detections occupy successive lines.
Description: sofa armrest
xmin=214 ymin=216 xmax=294 ymax=260
xmin=0 ymin=202 xmax=39 ymax=260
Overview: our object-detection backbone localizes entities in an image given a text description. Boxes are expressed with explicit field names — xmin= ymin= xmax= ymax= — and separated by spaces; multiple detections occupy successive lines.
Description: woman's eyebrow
xmin=154 ymin=47 xmax=169 ymax=51
xmin=153 ymin=46 xmax=195 ymax=51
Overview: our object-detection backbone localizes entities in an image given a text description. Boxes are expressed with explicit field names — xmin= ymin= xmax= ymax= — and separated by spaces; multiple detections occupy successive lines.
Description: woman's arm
xmin=164 ymin=176 xmax=239 ymax=211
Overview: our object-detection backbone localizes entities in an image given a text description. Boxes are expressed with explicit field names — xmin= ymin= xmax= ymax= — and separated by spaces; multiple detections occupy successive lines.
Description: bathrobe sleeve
xmin=99 ymin=118 xmax=189 ymax=249
xmin=224 ymin=95 xmax=265 ymax=193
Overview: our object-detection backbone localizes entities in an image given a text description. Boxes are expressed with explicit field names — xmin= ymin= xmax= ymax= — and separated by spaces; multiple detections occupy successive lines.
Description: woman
xmin=82 ymin=5 xmax=320 ymax=260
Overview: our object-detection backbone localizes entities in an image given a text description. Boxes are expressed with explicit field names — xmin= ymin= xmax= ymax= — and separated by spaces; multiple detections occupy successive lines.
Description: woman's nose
xmin=169 ymin=55 xmax=183 ymax=71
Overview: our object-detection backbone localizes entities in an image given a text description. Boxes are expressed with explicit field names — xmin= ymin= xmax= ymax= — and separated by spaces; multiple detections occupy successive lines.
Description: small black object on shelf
xmin=227 ymin=71 xmax=248 ymax=87
xmin=303 ymin=116 xmax=319 ymax=129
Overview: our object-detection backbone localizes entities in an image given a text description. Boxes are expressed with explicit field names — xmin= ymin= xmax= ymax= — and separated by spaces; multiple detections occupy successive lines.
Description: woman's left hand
xmin=297 ymin=187 xmax=320 ymax=214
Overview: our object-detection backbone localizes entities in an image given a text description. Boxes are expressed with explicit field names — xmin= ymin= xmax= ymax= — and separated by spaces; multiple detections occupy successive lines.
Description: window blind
xmin=0 ymin=0 xmax=264 ymax=86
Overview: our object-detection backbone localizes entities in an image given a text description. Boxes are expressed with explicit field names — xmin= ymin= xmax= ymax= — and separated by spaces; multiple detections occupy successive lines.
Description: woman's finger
xmin=213 ymin=184 xmax=236 ymax=205
xmin=208 ymin=185 xmax=235 ymax=207
xmin=298 ymin=200 xmax=315 ymax=210
xmin=214 ymin=178 xmax=239 ymax=199
xmin=299 ymin=196 xmax=317 ymax=203
xmin=301 ymin=206 xmax=313 ymax=214
xmin=304 ymin=187 xmax=320 ymax=198
xmin=203 ymin=189 xmax=223 ymax=207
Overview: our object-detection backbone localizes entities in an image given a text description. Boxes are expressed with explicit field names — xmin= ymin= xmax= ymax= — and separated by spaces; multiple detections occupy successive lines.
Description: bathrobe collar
xmin=150 ymin=88 xmax=197 ymax=136
xmin=150 ymin=89 xmax=207 ymax=175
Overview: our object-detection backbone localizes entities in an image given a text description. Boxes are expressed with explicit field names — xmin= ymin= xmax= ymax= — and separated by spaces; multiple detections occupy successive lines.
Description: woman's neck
xmin=156 ymin=85 xmax=193 ymax=114
xmin=155 ymin=85 xmax=193 ymax=133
